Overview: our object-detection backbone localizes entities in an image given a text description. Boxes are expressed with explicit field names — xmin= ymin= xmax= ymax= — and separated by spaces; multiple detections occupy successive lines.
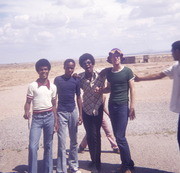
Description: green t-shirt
xmin=106 ymin=66 xmax=134 ymax=104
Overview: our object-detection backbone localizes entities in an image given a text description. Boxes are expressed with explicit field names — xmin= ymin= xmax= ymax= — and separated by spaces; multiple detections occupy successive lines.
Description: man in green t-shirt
xmin=101 ymin=48 xmax=135 ymax=173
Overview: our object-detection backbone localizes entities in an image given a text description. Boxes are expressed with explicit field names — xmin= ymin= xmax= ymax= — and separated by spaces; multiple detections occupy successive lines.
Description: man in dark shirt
xmin=54 ymin=59 xmax=82 ymax=173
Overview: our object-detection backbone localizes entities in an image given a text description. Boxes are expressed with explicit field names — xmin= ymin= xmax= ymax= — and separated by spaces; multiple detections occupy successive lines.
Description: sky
xmin=0 ymin=0 xmax=180 ymax=64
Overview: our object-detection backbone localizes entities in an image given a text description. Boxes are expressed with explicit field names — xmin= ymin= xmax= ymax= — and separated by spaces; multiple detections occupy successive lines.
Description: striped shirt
xmin=79 ymin=71 xmax=105 ymax=116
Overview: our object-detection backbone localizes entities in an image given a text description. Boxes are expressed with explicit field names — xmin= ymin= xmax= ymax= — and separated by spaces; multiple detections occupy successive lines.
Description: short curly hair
xmin=79 ymin=53 xmax=95 ymax=67
xmin=64 ymin=59 xmax=76 ymax=67
xmin=35 ymin=59 xmax=51 ymax=72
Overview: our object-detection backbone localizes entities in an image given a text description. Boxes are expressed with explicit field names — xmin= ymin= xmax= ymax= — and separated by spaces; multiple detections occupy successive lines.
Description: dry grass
xmin=0 ymin=58 xmax=174 ymax=89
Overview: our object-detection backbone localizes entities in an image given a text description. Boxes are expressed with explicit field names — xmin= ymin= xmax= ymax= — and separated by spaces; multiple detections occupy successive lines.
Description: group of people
xmin=23 ymin=40 xmax=180 ymax=173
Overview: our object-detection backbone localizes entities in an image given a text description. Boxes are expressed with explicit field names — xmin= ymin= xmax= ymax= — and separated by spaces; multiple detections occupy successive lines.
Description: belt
xmin=33 ymin=110 xmax=52 ymax=115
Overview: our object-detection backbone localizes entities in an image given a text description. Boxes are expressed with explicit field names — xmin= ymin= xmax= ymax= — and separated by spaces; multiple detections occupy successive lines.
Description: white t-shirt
xmin=27 ymin=81 xmax=57 ymax=113
xmin=163 ymin=61 xmax=180 ymax=113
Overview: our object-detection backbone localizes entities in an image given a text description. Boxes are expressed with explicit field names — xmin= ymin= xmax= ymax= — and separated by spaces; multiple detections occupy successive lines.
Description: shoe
xmin=78 ymin=145 xmax=85 ymax=153
xmin=116 ymin=166 xmax=135 ymax=173
xmin=113 ymin=148 xmax=120 ymax=154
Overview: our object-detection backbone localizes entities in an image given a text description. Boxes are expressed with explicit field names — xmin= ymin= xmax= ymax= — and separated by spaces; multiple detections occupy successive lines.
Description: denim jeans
xmin=108 ymin=102 xmax=134 ymax=170
xmin=29 ymin=111 xmax=54 ymax=173
xmin=80 ymin=116 xmax=118 ymax=149
xmin=82 ymin=105 xmax=103 ymax=171
xmin=56 ymin=109 xmax=79 ymax=173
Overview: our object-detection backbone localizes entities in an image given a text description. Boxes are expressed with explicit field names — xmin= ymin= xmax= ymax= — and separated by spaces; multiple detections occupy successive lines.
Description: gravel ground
xmin=0 ymin=64 xmax=180 ymax=173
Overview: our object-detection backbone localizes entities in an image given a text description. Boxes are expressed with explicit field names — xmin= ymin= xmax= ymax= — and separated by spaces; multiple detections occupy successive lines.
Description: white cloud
xmin=12 ymin=15 xmax=30 ymax=28
xmin=35 ymin=31 xmax=55 ymax=42
xmin=30 ymin=11 xmax=69 ymax=27
xmin=0 ymin=0 xmax=180 ymax=63
xmin=53 ymin=0 xmax=94 ymax=8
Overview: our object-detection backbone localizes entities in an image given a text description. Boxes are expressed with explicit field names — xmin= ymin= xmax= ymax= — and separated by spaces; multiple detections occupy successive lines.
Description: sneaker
xmin=78 ymin=145 xmax=85 ymax=153
xmin=113 ymin=148 xmax=120 ymax=154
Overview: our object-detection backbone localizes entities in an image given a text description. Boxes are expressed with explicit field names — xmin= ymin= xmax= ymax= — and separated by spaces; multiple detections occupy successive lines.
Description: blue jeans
xmin=28 ymin=111 xmax=54 ymax=173
xmin=108 ymin=102 xmax=134 ymax=170
xmin=56 ymin=109 xmax=79 ymax=173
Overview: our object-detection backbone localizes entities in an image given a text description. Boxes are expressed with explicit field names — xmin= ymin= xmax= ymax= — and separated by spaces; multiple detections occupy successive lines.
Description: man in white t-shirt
xmin=135 ymin=40 xmax=180 ymax=150
xmin=23 ymin=59 xmax=58 ymax=173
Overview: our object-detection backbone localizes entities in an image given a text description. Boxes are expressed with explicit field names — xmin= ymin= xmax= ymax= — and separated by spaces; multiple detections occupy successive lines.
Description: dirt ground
xmin=0 ymin=60 xmax=180 ymax=173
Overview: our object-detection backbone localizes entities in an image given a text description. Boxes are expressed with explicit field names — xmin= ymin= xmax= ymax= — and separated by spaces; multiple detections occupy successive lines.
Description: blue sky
xmin=0 ymin=0 xmax=180 ymax=64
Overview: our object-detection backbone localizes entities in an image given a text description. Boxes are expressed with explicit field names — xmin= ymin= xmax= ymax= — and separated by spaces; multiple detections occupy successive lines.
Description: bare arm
xmin=24 ymin=97 xmax=32 ymax=119
xmin=135 ymin=72 xmax=166 ymax=81
xmin=102 ymin=82 xmax=111 ymax=93
xmin=99 ymin=67 xmax=112 ymax=78
xmin=51 ymin=98 xmax=59 ymax=132
xmin=76 ymin=95 xmax=83 ymax=125
xmin=51 ymin=98 xmax=57 ymax=118
xmin=129 ymin=79 xmax=135 ymax=120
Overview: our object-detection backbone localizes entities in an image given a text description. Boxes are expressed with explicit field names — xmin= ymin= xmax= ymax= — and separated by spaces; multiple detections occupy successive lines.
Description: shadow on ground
xmin=79 ymin=160 xmax=174 ymax=173
xmin=12 ymin=159 xmax=174 ymax=173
